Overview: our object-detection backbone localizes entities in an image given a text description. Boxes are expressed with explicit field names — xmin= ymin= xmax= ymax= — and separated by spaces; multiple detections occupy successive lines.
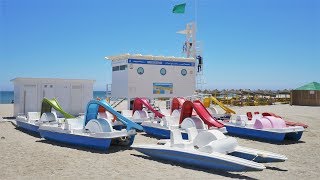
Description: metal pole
xmin=195 ymin=0 xmax=198 ymax=25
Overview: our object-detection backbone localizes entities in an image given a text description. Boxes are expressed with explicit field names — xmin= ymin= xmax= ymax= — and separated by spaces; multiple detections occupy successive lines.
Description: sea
xmin=0 ymin=91 xmax=109 ymax=104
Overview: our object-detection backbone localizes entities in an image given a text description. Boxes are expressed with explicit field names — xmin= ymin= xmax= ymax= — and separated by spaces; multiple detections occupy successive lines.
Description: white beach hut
xmin=11 ymin=77 xmax=95 ymax=117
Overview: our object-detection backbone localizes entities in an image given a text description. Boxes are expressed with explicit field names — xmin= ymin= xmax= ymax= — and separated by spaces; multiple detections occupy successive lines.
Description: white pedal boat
xmin=15 ymin=98 xmax=75 ymax=134
xmin=141 ymin=100 xmax=227 ymax=139
xmin=38 ymin=99 xmax=143 ymax=151
xmin=223 ymin=114 xmax=304 ymax=142
xmin=133 ymin=127 xmax=287 ymax=171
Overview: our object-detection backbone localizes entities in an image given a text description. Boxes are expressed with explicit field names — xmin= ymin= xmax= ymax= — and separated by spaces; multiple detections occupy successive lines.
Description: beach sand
xmin=0 ymin=104 xmax=13 ymax=118
xmin=1 ymin=104 xmax=320 ymax=179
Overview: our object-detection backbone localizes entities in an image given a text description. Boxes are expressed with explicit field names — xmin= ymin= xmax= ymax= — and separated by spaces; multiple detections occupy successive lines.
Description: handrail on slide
xmin=133 ymin=98 xmax=164 ymax=118
xmin=209 ymin=96 xmax=236 ymax=114
xmin=41 ymin=98 xmax=75 ymax=119
xmin=85 ymin=99 xmax=143 ymax=131
xmin=180 ymin=100 xmax=224 ymax=128
xmin=111 ymin=98 xmax=126 ymax=108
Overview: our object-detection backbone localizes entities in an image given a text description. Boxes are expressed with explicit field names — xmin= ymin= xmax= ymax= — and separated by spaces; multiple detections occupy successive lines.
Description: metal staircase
xmin=178 ymin=22 xmax=206 ymax=91
xmin=195 ymin=41 xmax=205 ymax=91
xmin=111 ymin=98 xmax=126 ymax=108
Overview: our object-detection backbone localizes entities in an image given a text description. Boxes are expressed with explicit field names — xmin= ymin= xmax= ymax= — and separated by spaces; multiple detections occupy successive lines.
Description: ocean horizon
xmin=0 ymin=91 xmax=108 ymax=104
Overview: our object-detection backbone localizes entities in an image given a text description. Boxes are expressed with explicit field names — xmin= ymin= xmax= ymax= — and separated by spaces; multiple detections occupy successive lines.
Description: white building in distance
xmin=11 ymin=77 xmax=95 ymax=117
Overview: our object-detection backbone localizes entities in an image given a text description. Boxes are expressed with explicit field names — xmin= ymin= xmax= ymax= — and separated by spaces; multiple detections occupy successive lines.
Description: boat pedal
xmin=120 ymin=136 xmax=128 ymax=141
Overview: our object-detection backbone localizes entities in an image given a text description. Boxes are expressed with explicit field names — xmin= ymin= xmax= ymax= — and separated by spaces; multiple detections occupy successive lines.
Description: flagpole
xmin=195 ymin=0 xmax=198 ymax=25
xmin=194 ymin=0 xmax=198 ymax=59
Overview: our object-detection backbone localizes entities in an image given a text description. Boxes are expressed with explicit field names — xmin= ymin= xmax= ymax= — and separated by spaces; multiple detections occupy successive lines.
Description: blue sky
xmin=1 ymin=0 xmax=319 ymax=91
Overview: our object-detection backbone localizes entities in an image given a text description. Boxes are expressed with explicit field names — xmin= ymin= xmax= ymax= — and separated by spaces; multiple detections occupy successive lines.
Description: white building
xmin=105 ymin=54 xmax=196 ymax=100
xmin=11 ymin=77 xmax=95 ymax=117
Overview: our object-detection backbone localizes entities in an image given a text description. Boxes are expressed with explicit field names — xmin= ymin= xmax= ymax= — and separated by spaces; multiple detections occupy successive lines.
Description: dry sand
xmin=0 ymin=104 xmax=13 ymax=118
xmin=1 ymin=104 xmax=320 ymax=179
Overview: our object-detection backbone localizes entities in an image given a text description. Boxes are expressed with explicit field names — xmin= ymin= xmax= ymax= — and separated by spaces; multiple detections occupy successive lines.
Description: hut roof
xmin=295 ymin=82 xmax=320 ymax=91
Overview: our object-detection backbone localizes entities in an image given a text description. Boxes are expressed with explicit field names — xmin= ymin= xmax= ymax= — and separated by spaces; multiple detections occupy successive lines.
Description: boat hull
xmin=39 ymin=129 xmax=111 ymax=151
xmin=16 ymin=120 xmax=39 ymax=135
xmin=225 ymin=125 xmax=303 ymax=142
xmin=285 ymin=131 xmax=303 ymax=141
xmin=133 ymin=146 xmax=264 ymax=172
xmin=113 ymin=122 xmax=143 ymax=132
xmin=142 ymin=125 xmax=188 ymax=139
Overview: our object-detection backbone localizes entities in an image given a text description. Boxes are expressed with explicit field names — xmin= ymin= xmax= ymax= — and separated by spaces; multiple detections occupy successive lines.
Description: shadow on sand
xmin=2 ymin=116 xmax=16 ymax=120
xmin=131 ymin=154 xmax=258 ymax=180
xmin=3 ymin=118 xmax=41 ymax=138
xmin=36 ymin=139 xmax=133 ymax=154
xmin=0 ymin=118 xmax=40 ymax=139
xmin=265 ymin=166 xmax=288 ymax=172
xmin=14 ymin=127 xmax=41 ymax=138
xmin=140 ymin=133 xmax=163 ymax=140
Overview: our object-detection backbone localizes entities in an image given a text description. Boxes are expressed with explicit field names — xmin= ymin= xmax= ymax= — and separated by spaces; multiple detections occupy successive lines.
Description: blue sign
xmin=153 ymin=83 xmax=173 ymax=94
xmin=128 ymin=59 xmax=195 ymax=67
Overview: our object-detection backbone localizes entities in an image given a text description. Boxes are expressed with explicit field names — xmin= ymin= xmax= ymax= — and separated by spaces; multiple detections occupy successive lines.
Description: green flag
xmin=172 ymin=3 xmax=186 ymax=13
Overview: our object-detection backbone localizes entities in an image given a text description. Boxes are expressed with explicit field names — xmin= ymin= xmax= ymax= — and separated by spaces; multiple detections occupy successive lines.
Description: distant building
xmin=291 ymin=82 xmax=320 ymax=106
xmin=105 ymin=54 xmax=196 ymax=101
xmin=11 ymin=77 xmax=95 ymax=116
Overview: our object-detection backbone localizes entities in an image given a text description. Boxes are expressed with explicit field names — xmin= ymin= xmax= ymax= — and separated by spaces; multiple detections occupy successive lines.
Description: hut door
xmin=71 ymin=85 xmax=83 ymax=114
xmin=42 ymin=84 xmax=55 ymax=99
xmin=23 ymin=85 xmax=37 ymax=114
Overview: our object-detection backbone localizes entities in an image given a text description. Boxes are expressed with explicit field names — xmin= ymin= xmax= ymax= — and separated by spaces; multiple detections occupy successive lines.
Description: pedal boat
xmin=38 ymin=99 xmax=143 ymax=151
xmin=133 ymin=127 xmax=287 ymax=171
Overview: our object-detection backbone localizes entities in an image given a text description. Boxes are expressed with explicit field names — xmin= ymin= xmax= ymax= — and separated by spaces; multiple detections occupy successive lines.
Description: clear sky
xmin=1 ymin=0 xmax=319 ymax=91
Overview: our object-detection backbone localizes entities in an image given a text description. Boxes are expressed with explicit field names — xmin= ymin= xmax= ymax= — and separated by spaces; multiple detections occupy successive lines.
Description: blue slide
xmin=84 ymin=99 xmax=143 ymax=131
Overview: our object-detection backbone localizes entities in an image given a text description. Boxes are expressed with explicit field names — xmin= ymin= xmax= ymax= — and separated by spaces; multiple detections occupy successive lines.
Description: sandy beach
xmin=1 ymin=104 xmax=320 ymax=179
xmin=0 ymin=104 xmax=14 ymax=118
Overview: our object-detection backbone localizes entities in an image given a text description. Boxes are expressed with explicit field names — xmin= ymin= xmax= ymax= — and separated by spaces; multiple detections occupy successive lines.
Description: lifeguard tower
xmin=105 ymin=54 xmax=196 ymax=102
xmin=105 ymin=22 xmax=204 ymax=108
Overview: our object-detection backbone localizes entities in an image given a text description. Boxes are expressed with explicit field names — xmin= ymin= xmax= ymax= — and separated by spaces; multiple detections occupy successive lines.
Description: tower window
xmin=137 ymin=67 xmax=144 ymax=75
xmin=112 ymin=66 xmax=120 ymax=71
xmin=120 ymin=65 xmax=127 ymax=70
xmin=181 ymin=69 xmax=187 ymax=76
xmin=160 ymin=68 xmax=166 ymax=76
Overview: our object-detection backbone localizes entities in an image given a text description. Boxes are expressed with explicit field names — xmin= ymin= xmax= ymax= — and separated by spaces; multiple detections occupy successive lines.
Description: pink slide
xmin=253 ymin=118 xmax=273 ymax=129
xmin=133 ymin=98 xmax=164 ymax=118
xmin=253 ymin=116 xmax=286 ymax=129
xmin=262 ymin=112 xmax=308 ymax=128
xmin=264 ymin=116 xmax=286 ymax=128
xmin=179 ymin=100 xmax=224 ymax=128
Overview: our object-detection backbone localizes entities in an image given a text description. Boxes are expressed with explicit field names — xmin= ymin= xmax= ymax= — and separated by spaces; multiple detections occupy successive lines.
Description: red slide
xmin=179 ymin=100 xmax=224 ymax=128
xmin=171 ymin=97 xmax=186 ymax=114
xmin=133 ymin=98 xmax=164 ymax=118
